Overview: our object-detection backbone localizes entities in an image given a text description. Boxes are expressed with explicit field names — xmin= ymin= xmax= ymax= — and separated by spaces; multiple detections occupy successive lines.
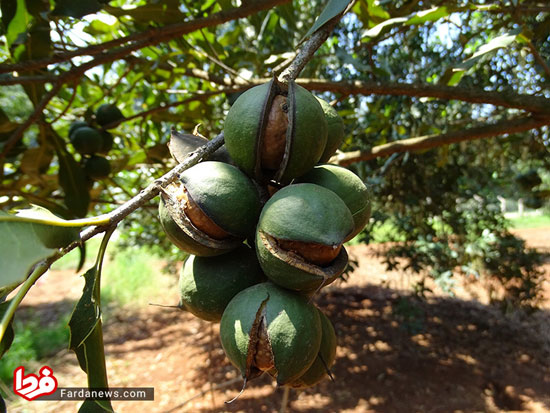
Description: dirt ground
xmin=5 ymin=228 xmax=550 ymax=413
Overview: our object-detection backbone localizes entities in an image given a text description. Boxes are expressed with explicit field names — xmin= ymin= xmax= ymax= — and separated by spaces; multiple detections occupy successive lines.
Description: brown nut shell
xmin=277 ymin=239 xmax=342 ymax=266
xmin=261 ymin=94 xmax=288 ymax=171
xmin=182 ymin=188 xmax=230 ymax=240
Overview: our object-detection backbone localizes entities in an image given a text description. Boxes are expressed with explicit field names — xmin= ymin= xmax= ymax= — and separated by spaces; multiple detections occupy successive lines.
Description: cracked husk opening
xmin=277 ymin=238 xmax=342 ymax=266
xmin=260 ymin=231 xmax=348 ymax=276
xmin=254 ymin=78 xmax=292 ymax=183
xmin=261 ymin=94 xmax=288 ymax=171
xmin=161 ymin=182 xmax=240 ymax=250
xmin=181 ymin=187 xmax=230 ymax=240
xmin=245 ymin=296 xmax=277 ymax=380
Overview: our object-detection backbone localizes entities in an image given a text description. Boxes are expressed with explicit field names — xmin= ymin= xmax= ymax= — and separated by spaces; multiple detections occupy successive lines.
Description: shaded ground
xmin=5 ymin=228 xmax=550 ymax=413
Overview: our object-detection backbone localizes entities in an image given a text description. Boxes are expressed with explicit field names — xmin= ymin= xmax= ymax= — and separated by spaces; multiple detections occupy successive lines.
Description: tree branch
xmin=179 ymin=72 xmax=550 ymax=115
xmin=333 ymin=116 xmax=550 ymax=165
xmin=0 ymin=0 xmax=290 ymax=75
xmin=294 ymin=79 xmax=550 ymax=116
xmin=182 ymin=68 xmax=238 ymax=87
xmin=0 ymin=75 xmax=57 ymax=85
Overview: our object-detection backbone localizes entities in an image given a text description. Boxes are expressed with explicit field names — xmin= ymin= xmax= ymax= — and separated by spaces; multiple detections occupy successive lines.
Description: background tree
xmin=0 ymin=0 xmax=549 ymax=409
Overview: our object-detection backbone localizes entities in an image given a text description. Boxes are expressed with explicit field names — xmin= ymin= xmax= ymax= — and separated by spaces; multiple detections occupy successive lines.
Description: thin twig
xmin=280 ymin=386 xmax=290 ymax=413
xmin=115 ymin=89 xmax=232 ymax=126
xmin=199 ymin=29 xmax=250 ymax=84
xmin=48 ymin=81 xmax=79 ymax=125
xmin=90 ymin=62 xmax=136 ymax=108
xmin=208 ymin=323 xmax=217 ymax=408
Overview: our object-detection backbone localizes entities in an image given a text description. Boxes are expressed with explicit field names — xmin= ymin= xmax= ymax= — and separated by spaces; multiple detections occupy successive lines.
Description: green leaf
xmin=406 ymin=6 xmax=450 ymax=25
xmin=361 ymin=16 xmax=407 ymax=38
xmin=461 ymin=31 xmax=519 ymax=65
xmin=52 ymin=0 xmax=103 ymax=18
xmin=445 ymin=70 xmax=465 ymax=87
xmin=16 ymin=22 xmax=51 ymax=104
xmin=105 ymin=1 xmax=184 ymax=24
xmin=83 ymin=19 xmax=118 ymax=36
xmin=0 ymin=302 xmax=14 ymax=359
xmin=69 ymin=267 xmax=101 ymax=350
xmin=70 ymin=230 xmax=114 ymax=413
xmin=74 ymin=323 xmax=113 ymax=413
xmin=441 ymin=30 xmax=521 ymax=86
xmin=0 ymin=207 xmax=81 ymax=290
xmin=13 ymin=205 xmax=81 ymax=248
xmin=4 ymin=0 xmax=31 ymax=48
xmin=0 ymin=285 xmax=18 ymax=301
xmin=362 ymin=6 xmax=451 ymax=40
xmin=77 ymin=243 xmax=87 ymax=273
xmin=352 ymin=0 xmax=389 ymax=28
xmin=0 ymin=212 xmax=54 ymax=290
xmin=79 ymin=397 xmax=113 ymax=413
xmin=54 ymin=141 xmax=90 ymax=218
xmin=300 ymin=0 xmax=352 ymax=43
xmin=126 ymin=151 xmax=147 ymax=166
xmin=201 ymin=0 xmax=217 ymax=11
xmin=366 ymin=0 xmax=390 ymax=20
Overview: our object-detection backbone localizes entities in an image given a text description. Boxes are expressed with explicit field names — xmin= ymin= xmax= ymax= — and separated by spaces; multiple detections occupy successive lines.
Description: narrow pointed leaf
xmin=0 ymin=302 xmax=14 ymax=359
xmin=69 ymin=268 xmax=100 ymax=350
xmin=51 ymin=0 xmax=103 ymax=18
xmin=4 ymin=0 xmax=31 ymax=48
xmin=441 ymin=30 xmax=520 ymax=86
xmin=362 ymin=16 xmax=407 ymax=38
xmin=55 ymin=143 xmax=90 ymax=218
xmin=79 ymin=397 xmax=113 ymax=413
xmin=300 ymin=0 xmax=351 ymax=43
xmin=70 ymin=231 xmax=114 ymax=413
xmin=74 ymin=322 xmax=114 ymax=413
xmin=407 ymin=6 xmax=450 ymax=24
xmin=362 ymin=6 xmax=452 ymax=40
xmin=168 ymin=130 xmax=208 ymax=163
xmin=0 ymin=393 xmax=6 ymax=413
